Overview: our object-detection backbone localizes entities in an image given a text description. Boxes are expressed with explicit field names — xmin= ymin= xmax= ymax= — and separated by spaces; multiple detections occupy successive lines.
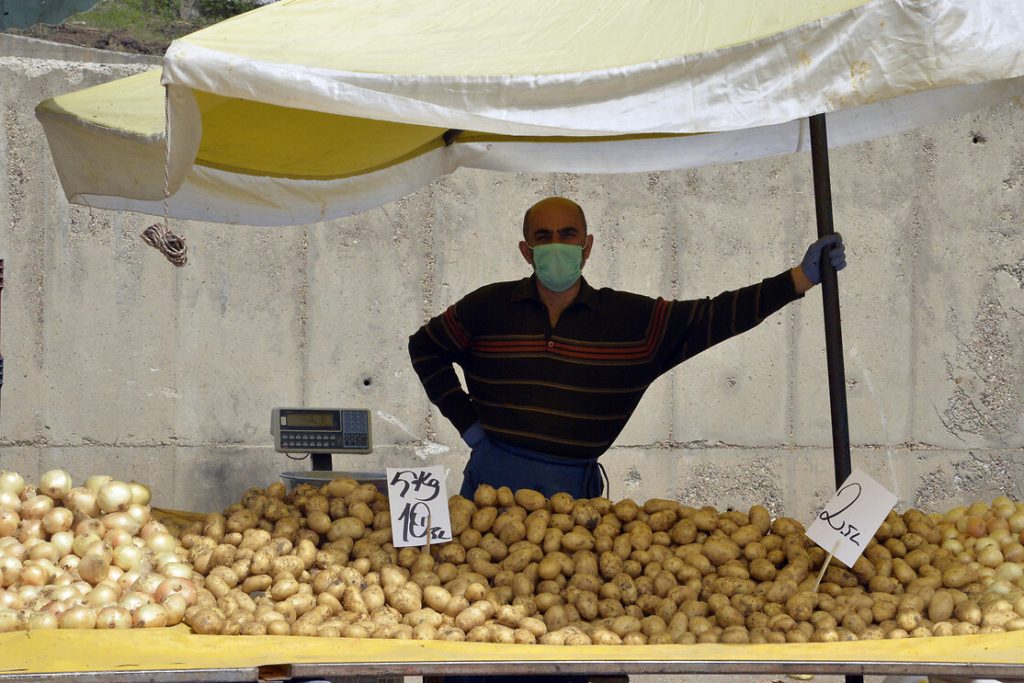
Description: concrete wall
xmin=1 ymin=36 xmax=1022 ymax=519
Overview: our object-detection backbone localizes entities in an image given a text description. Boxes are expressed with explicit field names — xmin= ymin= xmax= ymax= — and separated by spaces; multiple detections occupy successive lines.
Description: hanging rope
xmin=142 ymin=88 xmax=189 ymax=267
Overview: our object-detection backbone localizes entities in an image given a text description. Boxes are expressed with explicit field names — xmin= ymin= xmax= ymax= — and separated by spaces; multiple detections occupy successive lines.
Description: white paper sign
xmin=806 ymin=468 xmax=898 ymax=568
xmin=385 ymin=466 xmax=452 ymax=548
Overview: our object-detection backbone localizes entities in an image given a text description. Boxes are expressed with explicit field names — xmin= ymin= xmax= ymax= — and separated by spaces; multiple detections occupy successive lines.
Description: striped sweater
xmin=408 ymin=271 xmax=801 ymax=459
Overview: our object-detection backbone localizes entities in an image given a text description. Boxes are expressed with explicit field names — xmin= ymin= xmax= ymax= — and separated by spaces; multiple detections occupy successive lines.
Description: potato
xmin=514 ymin=489 xmax=547 ymax=512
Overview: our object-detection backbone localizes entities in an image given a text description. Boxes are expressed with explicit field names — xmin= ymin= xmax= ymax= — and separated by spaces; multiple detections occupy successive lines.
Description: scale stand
xmin=310 ymin=452 xmax=333 ymax=471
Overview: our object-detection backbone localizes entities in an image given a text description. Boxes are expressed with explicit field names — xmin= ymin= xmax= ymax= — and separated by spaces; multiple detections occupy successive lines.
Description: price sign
xmin=806 ymin=468 xmax=898 ymax=568
xmin=386 ymin=466 xmax=452 ymax=548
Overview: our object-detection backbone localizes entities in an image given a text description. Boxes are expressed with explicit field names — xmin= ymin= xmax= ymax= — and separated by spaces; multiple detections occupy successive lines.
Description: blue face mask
xmin=528 ymin=243 xmax=584 ymax=292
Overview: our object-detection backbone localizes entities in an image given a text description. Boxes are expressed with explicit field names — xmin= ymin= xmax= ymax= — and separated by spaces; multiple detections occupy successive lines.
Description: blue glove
xmin=801 ymin=234 xmax=846 ymax=285
xmin=461 ymin=421 xmax=486 ymax=448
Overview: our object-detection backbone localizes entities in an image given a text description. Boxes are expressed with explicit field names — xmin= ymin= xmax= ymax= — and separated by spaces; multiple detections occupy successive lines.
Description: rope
xmin=141 ymin=223 xmax=188 ymax=267
xmin=142 ymin=87 xmax=189 ymax=267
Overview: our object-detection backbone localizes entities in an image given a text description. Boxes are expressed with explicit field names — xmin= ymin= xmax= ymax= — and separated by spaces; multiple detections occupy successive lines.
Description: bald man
xmin=409 ymin=197 xmax=845 ymax=500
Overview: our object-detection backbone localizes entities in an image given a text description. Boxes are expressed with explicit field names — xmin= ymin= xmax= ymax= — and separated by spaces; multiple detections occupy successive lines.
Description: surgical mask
xmin=527 ymin=243 xmax=584 ymax=292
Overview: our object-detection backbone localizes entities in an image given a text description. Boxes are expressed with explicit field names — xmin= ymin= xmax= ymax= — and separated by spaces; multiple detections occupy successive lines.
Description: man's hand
xmin=795 ymin=234 xmax=846 ymax=293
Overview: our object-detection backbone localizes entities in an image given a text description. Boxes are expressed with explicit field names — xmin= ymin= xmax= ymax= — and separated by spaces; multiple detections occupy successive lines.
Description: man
xmin=409 ymin=196 xmax=846 ymax=501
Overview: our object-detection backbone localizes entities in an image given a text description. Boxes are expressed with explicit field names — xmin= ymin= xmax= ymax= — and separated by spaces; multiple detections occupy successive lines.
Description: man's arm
xmin=408 ymin=304 xmax=478 ymax=437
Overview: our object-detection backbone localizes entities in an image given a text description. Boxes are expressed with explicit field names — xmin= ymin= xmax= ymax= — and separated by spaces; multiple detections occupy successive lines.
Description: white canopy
xmin=37 ymin=0 xmax=1024 ymax=226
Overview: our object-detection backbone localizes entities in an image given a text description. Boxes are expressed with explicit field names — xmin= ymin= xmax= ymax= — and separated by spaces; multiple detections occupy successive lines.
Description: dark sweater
xmin=409 ymin=271 xmax=801 ymax=459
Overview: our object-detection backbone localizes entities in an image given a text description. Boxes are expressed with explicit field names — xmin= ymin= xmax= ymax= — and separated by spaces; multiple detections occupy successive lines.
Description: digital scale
xmin=272 ymin=407 xmax=372 ymax=471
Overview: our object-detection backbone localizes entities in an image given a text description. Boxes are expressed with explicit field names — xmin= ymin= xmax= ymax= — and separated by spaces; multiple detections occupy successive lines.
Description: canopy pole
xmin=808 ymin=113 xmax=852 ymax=486
xmin=809 ymin=113 xmax=859 ymax=683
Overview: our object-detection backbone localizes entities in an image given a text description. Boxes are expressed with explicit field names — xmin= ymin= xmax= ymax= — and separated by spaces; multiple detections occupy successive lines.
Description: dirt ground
xmin=6 ymin=22 xmax=171 ymax=54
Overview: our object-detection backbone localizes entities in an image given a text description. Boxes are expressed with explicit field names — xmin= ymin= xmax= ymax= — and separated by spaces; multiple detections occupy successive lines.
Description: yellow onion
xmin=0 ymin=491 xmax=22 ymax=513
xmin=18 ymin=564 xmax=48 ymax=587
xmin=1 ymin=556 xmax=22 ymax=588
xmin=64 ymin=488 xmax=99 ymax=519
xmin=59 ymin=605 xmax=97 ymax=629
xmin=139 ymin=521 xmax=168 ymax=541
xmin=97 ymin=481 xmax=133 ymax=514
xmin=0 ymin=589 xmax=23 ymax=610
xmin=104 ymin=528 xmax=134 ymax=549
xmin=74 ymin=518 xmax=106 ymax=537
xmin=41 ymin=508 xmax=73 ymax=535
xmin=72 ymin=532 xmax=102 ymax=558
xmin=161 ymin=563 xmax=193 ymax=581
xmin=154 ymin=577 xmax=196 ymax=606
xmin=28 ymin=542 xmax=59 ymax=563
xmin=0 ymin=471 xmax=25 ymax=496
xmin=132 ymin=603 xmax=168 ymax=628
xmin=161 ymin=593 xmax=187 ymax=625
xmin=118 ymin=564 xmax=151 ymax=593
xmin=78 ymin=542 xmax=113 ymax=585
xmin=26 ymin=611 xmax=58 ymax=630
xmin=102 ymin=512 xmax=141 ymax=536
xmin=0 ymin=509 xmax=19 ymax=536
xmin=20 ymin=496 xmax=54 ymax=520
xmin=38 ymin=470 xmax=73 ymax=502
xmin=95 ymin=605 xmax=131 ymax=629
xmin=50 ymin=585 xmax=79 ymax=603
xmin=112 ymin=544 xmax=144 ymax=572
xmin=84 ymin=583 xmax=119 ymax=607
xmin=18 ymin=485 xmax=38 ymax=502
xmin=131 ymin=572 xmax=166 ymax=596
xmin=119 ymin=591 xmax=151 ymax=613
xmin=0 ymin=608 xmax=25 ymax=633
xmin=104 ymin=566 xmax=124 ymax=584
xmin=84 ymin=475 xmax=112 ymax=494
xmin=17 ymin=585 xmax=42 ymax=604
xmin=57 ymin=554 xmax=80 ymax=573
xmin=145 ymin=533 xmax=177 ymax=555
xmin=125 ymin=504 xmax=151 ymax=528
xmin=128 ymin=482 xmax=151 ymax=507
xmin=16 ymin=519 xmax=43 ymax=544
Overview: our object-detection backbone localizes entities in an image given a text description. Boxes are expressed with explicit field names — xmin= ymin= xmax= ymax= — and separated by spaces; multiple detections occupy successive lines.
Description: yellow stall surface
xmin=0 ymin=626 xmax=1022 ymax=677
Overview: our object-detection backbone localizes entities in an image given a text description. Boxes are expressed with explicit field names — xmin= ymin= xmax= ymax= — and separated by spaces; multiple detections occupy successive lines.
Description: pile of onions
xmin=0 ymin=469 xmax=194 ymax=633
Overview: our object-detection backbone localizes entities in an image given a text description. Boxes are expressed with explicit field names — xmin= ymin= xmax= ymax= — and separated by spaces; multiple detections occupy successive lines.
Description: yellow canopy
xmin=36 ymin=0 xmax=1024 ymax=225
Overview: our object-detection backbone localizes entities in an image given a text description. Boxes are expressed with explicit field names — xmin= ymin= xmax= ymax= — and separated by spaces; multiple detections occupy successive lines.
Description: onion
xmin=50 ymin=585 xmax=79 ymax=603
xmin=112 ymin=544 xmax=144 ymax=572
xmin=104 ymin=566 xmax=124 ymax=584
xmin=0 ymin=556 xmax=22 ymax=588
xmin=72 ymin=532 xmax=102 ymax=558
xmin=132 ymin=572 xmax=165 ymax=596
xmin=28 ymin=542 xmax=59 ymax=563
xmin=145 ymin=533 xmax=177 ymax=555
xmin=84 ymin=475 xmax=112 ymax=493
xmin=1003 ymin=543 xmax=1024 ymax=563
xmin=0 ymin=471 xmax=25 ymax=496
xmin=104 ymin=528 xmax=134 ymax=549
xmin=84 ymin=583 xmax=119 ymax=607
xmin=126 ymin=504 xmax=151 ymax=527
xmin=132 ymin=603 xmax=168 ymax=628
xmin=97 ymin=481 xmax=133 ymax=514
xmin=16 ymin=519 xmax=43 ymax=544
xmin=0 ymin=509 xmax=19 ymax=536
xmin=0 ymin=608 xmax=25 ymax=633
xmin=20 ymin=495 xmax=54 ymax=520
xmin=154 ymin=577 xmax=196 ymax=606
xmin=59 ymin=605 xmax=97 ymax=629
xmin=39 ymin=470 xmax=73 ymax=502
xmin=41 ymin=507 xmax=73 ymax=535
xmin=118 ymin=563 xmax=151 ymax=593
xmin=57 ymin=554 xmax=80 ymax=573
xmin=0 ymin=589 xmax=23 ymax=610
xmin=18 ymin=485 xmax=38 ymax=502
xmin=19 ymin=564 xmax=47 ymax=586
xmin=102 ymin=512 xmax=141 ymax=536
xmin=78 ymin=542 xmax=113 ymax=585
xmin=26 ymin=611 xmax=58 ymax=630
xmin=128 ymin=482 xmax=151 ymax=507
xmin=3 ymin=542 xmax=26 ymax=561
xmin=74 ymin=518 xmax=106 ymax=537
xmin=95 ymin=605 xmax=131 ymax=629
xmin=161 ymin=593 xmax=187 ymax=625
xmin=139 ymin=521 xmax=168 ymax=541
xmin=162 ymin=563 xmax=193 ymax=581
xmin=41 ymin=599 xmax=68 ymax=617
xmin=0 ymin=491 xmax=22 ymax=513
xmin=17 ymin=585 xmax=41 ymax=604
xmin=119 ymin=591 xmax=151 ymax=613
xmin=64 ymin=487 xmax=99 ymax=518
xmin=52 ymin=571 xmax=75 ymax=587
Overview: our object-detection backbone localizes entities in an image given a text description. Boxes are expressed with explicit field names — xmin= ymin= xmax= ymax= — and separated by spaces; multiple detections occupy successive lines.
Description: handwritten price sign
xmin=806 ymin=468 xmax=898 ymax=568
xmin=385 ymin=466 xmax=452 ymax=548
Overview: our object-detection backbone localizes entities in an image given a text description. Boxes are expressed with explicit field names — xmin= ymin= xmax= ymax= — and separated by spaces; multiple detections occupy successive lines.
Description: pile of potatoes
xmin=177 ymin=478 xmax=1024 ymax=645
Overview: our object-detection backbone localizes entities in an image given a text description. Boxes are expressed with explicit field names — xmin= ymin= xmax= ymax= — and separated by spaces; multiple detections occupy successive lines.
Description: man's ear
xmin=582 ymin=234 xmax=594 ymax=266
xmin=519 ymin=240 xmax=534 ymax=265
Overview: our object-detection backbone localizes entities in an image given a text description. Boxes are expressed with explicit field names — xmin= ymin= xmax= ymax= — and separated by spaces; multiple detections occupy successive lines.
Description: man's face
xmin=519 ymin=200 xmax=593 ymax=267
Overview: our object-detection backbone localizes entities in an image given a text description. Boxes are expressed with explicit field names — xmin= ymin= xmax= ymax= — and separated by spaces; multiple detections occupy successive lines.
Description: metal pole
xmin=809 ymin=114 xmax=859 ymax=683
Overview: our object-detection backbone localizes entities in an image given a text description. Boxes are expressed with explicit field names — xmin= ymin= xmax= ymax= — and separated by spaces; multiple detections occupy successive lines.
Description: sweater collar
xmin=511 ymin=275 xmax=598 ymax=310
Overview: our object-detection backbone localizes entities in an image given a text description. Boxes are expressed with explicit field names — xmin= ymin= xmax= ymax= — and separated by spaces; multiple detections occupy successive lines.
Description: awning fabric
xmin=36 ymin=0 xmax=1024 ymax=226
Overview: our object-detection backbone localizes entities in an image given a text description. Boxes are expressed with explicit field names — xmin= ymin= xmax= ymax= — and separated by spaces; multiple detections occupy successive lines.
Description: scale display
xmin=272 ymin=408 xmax=371 ymax=454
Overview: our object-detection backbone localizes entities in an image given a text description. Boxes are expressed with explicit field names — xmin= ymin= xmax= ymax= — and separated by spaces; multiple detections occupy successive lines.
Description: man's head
xmin=519 ymin=197 xmax=594 ymax=282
